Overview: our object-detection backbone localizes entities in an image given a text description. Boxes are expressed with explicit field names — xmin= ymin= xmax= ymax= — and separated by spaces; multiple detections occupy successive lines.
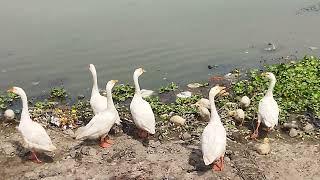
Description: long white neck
xmin=19 ymin=91 xmax=31 ymax=121
xmin=106 ymin=86 xmax=115 ymax=110
xmin=91 ymin=68 xmax=99 ymax=95
xmin=133 ymin=74 xmax=141 ymax=95
xmin=209 ymin=93 xmax=220 ymax=123
xmin=266 ymin=78 xmax=276 ymax=97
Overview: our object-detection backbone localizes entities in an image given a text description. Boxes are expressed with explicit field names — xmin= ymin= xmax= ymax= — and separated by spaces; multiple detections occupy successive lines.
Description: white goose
xmin=75 ymin=80 xmax=118 ymax=148
xmin=130 ymin=68 xmax=156 ymax=138
xmin=106 ymin=82 xmax=121 ymax=125
xmin=8 ymin=87 xmax=56 ymax=163
xmin=89 ymin=64 xmax=108 ymax=115
xmin=251 ymin=72 xmax=279 ymax=139
xmin=201 ymin=85 xmax=227 ymax=171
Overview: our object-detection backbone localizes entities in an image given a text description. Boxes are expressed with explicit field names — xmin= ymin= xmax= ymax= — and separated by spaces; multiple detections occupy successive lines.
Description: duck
xmin=201 ymin=85 xmax=227 ymax=171
xmin=195 ymin=102 xmax=210 ymax=122
xmin=251 ymin=72 xmax=279 ymax=139
xmin=229 ymin=109 xmax=245 ymax=126
xmin=75 ymin=80 xmax=118 ymax=148
xmin=105 ymin=81 xmax=121 ymax=125
xmin=88 ymin=64 xmax=108 ymax=115
xmin=8 ymin=87 xmax=56 ymax=163
xmin=240 ymin=96 xmax=250 ymax=108
xmin=130 ymin=68 xmax=156 ymax=138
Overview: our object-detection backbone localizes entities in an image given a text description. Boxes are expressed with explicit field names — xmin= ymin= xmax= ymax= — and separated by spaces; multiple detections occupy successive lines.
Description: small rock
xmin=289 ymin=128 xmax=298 ymax=137
xmin=181 ymin=132 xmax=192 ymax=140
xmin=163 ymin=175 xmax=176 ymax=180
xmin=176 ymin=91 xmax=192 ymax=98
xmin=196 ymin=98 xmax=210 ymax=109
xmin=303 ymin=123 xmax=314 ymax=132
xmin=4 ymin=109 xmax=15 ymax=120
xmin=63 ymin=129 xmax=75 ymax=137
xmin=283 ymin=122 xmax=299 ymax=129
xmin=88 ymin=148 xmax=97 ymax=156
xmin=170 ymin=115 xmax=186 ymax=126
xmin=187 ymin=83 xmax=202 ymax=89
xmin=81 ymin=147 xmax=90 ymax=155
xmin=69 ymin=150 xmax=77 ymax=158
xmin=224 ymin=156 xmax=231 ymax=163
xmin=255 ymin=138 xmax=271 ymax=155
xmin=240 ymin=96 xmax=250 ymax=108
xmin=141 ymin=89 xmax=155 ymax=98
xmin=50 ymin=116 xmax=61 ymax=127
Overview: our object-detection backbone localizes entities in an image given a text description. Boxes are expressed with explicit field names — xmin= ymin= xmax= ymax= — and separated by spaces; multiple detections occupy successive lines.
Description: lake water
xmin=0 ymin=0 xmax=320 ymax=97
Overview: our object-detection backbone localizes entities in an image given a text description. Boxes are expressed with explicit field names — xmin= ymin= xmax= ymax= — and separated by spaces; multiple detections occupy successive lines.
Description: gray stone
xmin=181 ymin=132 xmax=192 ymax=140
xmin=289 ymin=128 xmax=298 ymax=137
xmin=283 ymin=122 xmax=299 ymax=129
xmin=88 ymin=148 xmax=97 ymax=156
xmin=224 ymin=156 xmax=231 ymax=163
xmin=81 ymin=146 xmax=90 ymax=155
xmin=63 ymin=129 xmax=75 ymax=137
xmin=303 ymin=123 xmax=314 ymax=132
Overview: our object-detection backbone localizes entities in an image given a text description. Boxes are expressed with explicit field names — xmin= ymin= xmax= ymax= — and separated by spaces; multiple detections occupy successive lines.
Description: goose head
xmin=106 ymin=80 xmax=118 ymax=90
xmin=261 ymin=72 xmax=276 ymax=81
xmin=209 ymin=85 xmax=226 ymax=98
xmin=7 ymin=87 xmax=24 ymax=96
xmin=88 ymin=64 xmax=96 ymax=74
xmin=134 ymin=67 xmax=146 ymax=77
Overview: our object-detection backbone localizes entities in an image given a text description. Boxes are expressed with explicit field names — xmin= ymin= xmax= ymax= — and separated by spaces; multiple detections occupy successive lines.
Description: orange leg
xmin=100 ymin=136 xmax=114 ymax=148
xmin=266 ymin=127 xmax=272 ymax=132
xmin=251 ymin=121 xmax=261 ymax=140
xmin=29 ymin=150 xmax=42 ymax=163
xmin=138 ymin=129 xmax=149 ymax=139
xmin=212 ymin=156 xmax=224 ymax=171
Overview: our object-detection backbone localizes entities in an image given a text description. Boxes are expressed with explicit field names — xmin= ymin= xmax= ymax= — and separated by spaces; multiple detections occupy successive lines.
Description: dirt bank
xmin=0 ymin=121 xmax=319 ymax=180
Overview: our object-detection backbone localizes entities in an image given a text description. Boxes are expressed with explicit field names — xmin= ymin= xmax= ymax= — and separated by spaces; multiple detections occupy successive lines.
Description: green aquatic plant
xmin=233 ymin=56 xmax=320 ymax=122
xmin=145 ymin=95 xmax=201 ymax=118
xmin=34 ymin=101 xmax=56 ymax=110
xmin=50 ymin=87 xmax=68 ymax=99
xmin=159 ymin=82 xmax=179 ymax=94
xmin=175 ymin=95 xmax=202 ymax=105
xmin=112 ymin=84 xmax=135 ymax=101
xmin=71 ymin=100 xmax=93 ymax=124
xmin=0 ymin=92 xmax=19 ymax=109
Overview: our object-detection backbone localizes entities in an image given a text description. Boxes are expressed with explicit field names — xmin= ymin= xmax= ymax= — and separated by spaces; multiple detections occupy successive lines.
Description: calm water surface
xmin=0 ymin=0 xmax=319 ymax=96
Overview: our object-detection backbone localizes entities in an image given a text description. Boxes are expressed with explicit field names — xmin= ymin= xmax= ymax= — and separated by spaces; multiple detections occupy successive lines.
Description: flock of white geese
xmin=7 ymin=64 xmax=279 ymax=171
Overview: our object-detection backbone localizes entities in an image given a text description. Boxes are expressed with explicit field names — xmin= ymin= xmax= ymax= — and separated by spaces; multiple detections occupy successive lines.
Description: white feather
xmin=258 ymin=96 xmax=279 ymax=128
xmin=130 ymin=95 xmax=156 ymax=134
xmin=201 ymin=120 xmax=226 ymax=165
xmin=76 ymin=111 xmax=116 ymax=140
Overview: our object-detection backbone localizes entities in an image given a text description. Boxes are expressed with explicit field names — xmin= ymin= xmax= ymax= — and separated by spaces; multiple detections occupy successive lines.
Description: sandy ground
xmin=0 ymin=121 xmax=319 ymax=180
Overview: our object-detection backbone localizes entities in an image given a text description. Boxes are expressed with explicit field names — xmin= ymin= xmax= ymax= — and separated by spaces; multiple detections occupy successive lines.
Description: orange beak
xmin=7 ymin=87 xmax=14 ymax=93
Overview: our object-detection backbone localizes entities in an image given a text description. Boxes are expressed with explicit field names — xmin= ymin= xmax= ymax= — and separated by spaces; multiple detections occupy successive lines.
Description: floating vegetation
xmin=112 ymin=84 xmax=134 ymax=101
xmin=159 ymin=82 xmax=179 ymax=94
xmin=0 ymin=92 xmax=19 ymax=109
xmin=71 ymin=100 xmax=93 ymax=125
xmin=50 ymin=87 xmax=68 ymax=99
